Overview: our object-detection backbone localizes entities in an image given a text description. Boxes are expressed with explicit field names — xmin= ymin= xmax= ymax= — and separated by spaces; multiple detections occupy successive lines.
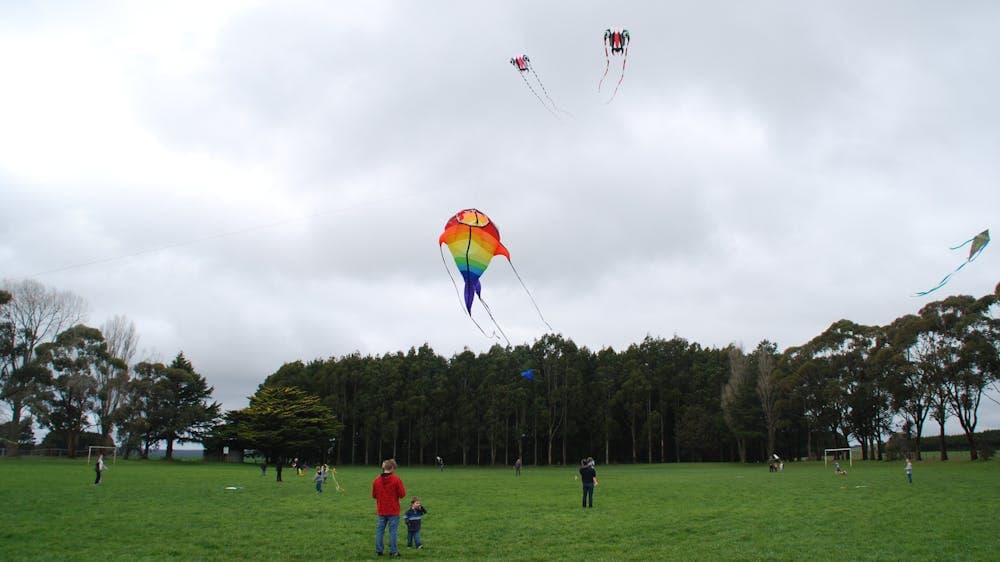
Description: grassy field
xmin=1 ymin=458 xmax=998 ymax=560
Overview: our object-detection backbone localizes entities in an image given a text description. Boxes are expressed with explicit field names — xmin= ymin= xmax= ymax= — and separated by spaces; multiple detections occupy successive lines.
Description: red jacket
xmin=372 ymin=472 xmax=406 ymax=516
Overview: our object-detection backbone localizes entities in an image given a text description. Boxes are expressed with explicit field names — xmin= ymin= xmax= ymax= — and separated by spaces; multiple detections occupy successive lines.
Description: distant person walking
xmin=372 ymin=459 xmax=406 ymax=557
xmin=314 ymin=467 xmax=324 ymax=493
xmin=436 ymin=456 xmax=444 ymax=472
xmin=276 ymin=459 xmax=283 ymax=482
xmin=579 ymin=457 xmax=597 ymax=508
xmin=93 ymin=454 xmax=108 ymax=485
xmin=514 ymin=457 xmax=522 ymax=476
xmin=905 ymin=458 xmax=913 ymax=484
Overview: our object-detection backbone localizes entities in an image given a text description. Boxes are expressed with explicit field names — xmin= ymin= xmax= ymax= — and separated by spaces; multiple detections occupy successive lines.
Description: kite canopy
xmin=520 ymin=369 xmax=535 ymax=381
xmin=439 ymin=209 xmax=510 ymax=313
xmin=439 ymin=208 xmax=552 ymax=344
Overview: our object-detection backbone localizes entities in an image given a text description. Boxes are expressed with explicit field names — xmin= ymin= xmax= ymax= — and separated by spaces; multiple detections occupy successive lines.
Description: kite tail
xmin=330 ymin=472 xmax=345 ymax=493
xmin=605 ymin=46 xmax=628 ymax=104
xmin=913 ymin=261 xmax=971 ymax=297
xmin=507 ymin=260 xmax=553 ymax=331
xmin=440 ymin=245 xmax=507 ymax=343
xmin=598 ymin=46 xmax=610 ymax=92
xmin=519 ymin=72 xmax=559 ymax=118
xmin=529 ymin=67 xmax=572 ymax=117
xmin=477 ymin=295 xmax=512 ymax=347
xmin=949 ymin=237 xmax=976 ymax=251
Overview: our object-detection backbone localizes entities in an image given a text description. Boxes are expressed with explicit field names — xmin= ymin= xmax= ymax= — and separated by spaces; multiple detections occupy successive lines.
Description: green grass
xmin=1 ymin=458 xmax=998 ymax=560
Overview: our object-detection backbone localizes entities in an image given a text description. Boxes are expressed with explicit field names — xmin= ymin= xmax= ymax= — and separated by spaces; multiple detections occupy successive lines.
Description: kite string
xmin=507 ymin=260 xmax=553 ymax=331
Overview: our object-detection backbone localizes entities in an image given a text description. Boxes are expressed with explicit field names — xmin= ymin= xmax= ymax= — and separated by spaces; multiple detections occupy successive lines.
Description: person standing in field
xmin=93 ymin=454 xmax=107 ymax=485
xmin=905 ymin=458 xmax=913 ymax=484
xmin=276 ymin=458 xmax=283 ymax=482
xmin=314 ymin=466 xmax=324 ymax=493
xmin=372 ymin=459 xmax=406 ymax=557
xmin=514 ymin=457 xmax=522 ymax=476
xmin=579 ymin=456 xmax=597 ymax=508
xmin=404 ymin=497 xmax=428 ymax=549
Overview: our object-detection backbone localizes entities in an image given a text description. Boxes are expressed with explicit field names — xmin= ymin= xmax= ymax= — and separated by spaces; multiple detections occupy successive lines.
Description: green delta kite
xmin=914 ymin=229 xmax=990 ymax=297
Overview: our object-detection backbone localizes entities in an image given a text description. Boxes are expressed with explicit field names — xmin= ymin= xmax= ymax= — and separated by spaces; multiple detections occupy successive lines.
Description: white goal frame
xmin=823 ymin=447 xmax=852 ymax=467
xmin=87 ymin=446 xmax=117 ymax=466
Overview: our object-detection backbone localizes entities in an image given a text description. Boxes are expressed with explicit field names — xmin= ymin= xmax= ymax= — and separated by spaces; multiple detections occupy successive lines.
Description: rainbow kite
xmin=438 ymin=208 xmax=551 ymax=344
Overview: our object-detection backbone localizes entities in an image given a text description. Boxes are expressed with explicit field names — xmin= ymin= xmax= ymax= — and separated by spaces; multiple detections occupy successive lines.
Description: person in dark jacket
xmin=579 ymin=457 xmax=598 ymax=508
xmin=372 ymin=459 xmax=406 ymax=557
xmin=404 ymin=497 xmax=428 ymax=549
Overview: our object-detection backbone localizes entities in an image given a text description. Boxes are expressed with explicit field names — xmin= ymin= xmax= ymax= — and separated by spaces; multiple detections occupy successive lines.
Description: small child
xmin=905 ymin=458 xmax=913 ymax=484
xmin=404 ymin=497 xmax=428 ymax=549
xmin=314 ymin=467 xmax=324 ymax=493
xmin=834 ymin=461 xmax=847 ymax=476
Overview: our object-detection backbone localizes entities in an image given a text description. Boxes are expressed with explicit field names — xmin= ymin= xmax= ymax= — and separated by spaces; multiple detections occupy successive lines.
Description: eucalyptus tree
xmin=721 ymin=345 xmax=759 ymax=462
xmin=94 ymin=315 xmax=138 ymax=445
xmin=398 ymin=344 xmax=445 ymax=465
xmin=884 ymin=314 xmax=934 ymax=460
xmin=796 ymin=320 xmax=889 ymax=459
xmin=617 ymin=343 xmax=652 ymax=463
xmin=116 ymin=361 xmax=160 ymax=458
xmin=753 ymin=340 xmax=782 ymax=458
xmin=531 ymin=334 xmax=579 ymax=465
xmin=449 ymin=348 xmax=481 ymax=465
xmin=35 ymin=325 xmax=120 ymax=457
xmin=0 ymin=279 xmax=87 ymax=455
xmin=918 ymin=294 xmax=998 ymax=460
xmin=593 ymin=347 xmax=621 ymax=465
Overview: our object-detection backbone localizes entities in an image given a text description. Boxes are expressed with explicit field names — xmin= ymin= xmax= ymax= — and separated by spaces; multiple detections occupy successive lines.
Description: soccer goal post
xmin=87 ymin=446 xmax=117 ymax=466
xmin=823 ymin=447 xmax=852 ymax=467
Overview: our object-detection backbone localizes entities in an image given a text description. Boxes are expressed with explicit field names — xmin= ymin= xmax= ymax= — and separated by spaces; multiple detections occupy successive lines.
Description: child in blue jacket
xmin=404 ymin=497 xmax=428 ymax=549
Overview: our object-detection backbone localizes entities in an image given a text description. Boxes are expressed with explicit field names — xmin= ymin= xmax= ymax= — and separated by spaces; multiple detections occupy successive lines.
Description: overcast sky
xmin=2 ymin=2 xmax=997 ymax=432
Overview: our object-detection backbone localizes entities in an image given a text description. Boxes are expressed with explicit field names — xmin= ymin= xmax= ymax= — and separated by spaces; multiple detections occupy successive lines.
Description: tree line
xmin=3 ymin=278 xmax=997 ymax=465
xmin=212 ymin=284 xmax=999 ymax=466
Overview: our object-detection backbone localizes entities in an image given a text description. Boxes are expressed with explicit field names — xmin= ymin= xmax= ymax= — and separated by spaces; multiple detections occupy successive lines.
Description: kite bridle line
xmin=506 ymin=259 xmax=553 ymax=332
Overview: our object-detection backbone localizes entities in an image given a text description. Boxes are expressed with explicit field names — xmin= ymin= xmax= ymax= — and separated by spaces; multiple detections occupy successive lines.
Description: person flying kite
xmin=599 ymin=28 xmax=630 ymax=103
xmin=510 ymin=54 xmax=568 ymax=117
xmin=439 ymin=208 xmax=552 ymax=345
xmin=914 ymin=229 xmax=990 ymax=296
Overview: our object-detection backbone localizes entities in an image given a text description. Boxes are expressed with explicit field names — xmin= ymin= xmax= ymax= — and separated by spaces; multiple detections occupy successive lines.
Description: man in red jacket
xmin=372 ymin=459 xmax=406 ymax=557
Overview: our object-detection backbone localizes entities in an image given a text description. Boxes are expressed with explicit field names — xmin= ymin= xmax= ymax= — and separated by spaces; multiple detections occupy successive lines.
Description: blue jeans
xmin=582 ymin=484 xmax=594 ymax=507
xmin=407 ymin=527 xmax=422 ymax=547
xmin=375 ymin=515 xmax=400 ymax=555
